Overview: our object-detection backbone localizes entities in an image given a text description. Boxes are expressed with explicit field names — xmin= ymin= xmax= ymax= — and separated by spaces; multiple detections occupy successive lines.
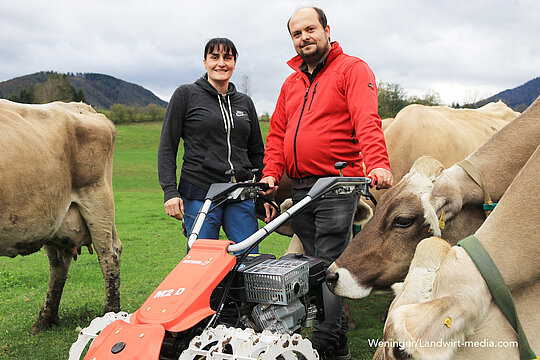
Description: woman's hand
xmin=164 ymin=197 xmax=184 ymax=220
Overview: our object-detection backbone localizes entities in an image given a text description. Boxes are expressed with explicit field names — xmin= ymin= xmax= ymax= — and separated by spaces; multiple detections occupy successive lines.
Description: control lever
xmin=334 ymin=162 xmax=347 ymax=177
xmin=363 ymin=176 xmax=378 ymax=206
xmin=225 ymin=169 xmax=236 ymax=183
xmin=251 ymin=168 xmax=261 ymax=182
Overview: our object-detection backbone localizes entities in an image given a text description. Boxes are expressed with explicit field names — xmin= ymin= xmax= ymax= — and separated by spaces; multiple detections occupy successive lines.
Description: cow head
xmin=326 ymin=156 xmax=480 ymax=298
xmin=376 ymin=237 xmax=492 ymax=360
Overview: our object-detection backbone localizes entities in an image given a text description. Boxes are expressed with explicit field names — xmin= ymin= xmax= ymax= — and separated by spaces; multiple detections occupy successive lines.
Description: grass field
xmin=0 ymin=121 xmax=391 ymax=359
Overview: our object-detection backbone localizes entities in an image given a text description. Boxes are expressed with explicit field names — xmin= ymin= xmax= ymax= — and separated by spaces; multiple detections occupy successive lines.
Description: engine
xmin=215 ymin=253 xmax=326 ymax=334
xmin=158 ymin=253 xmax=326 ymax=359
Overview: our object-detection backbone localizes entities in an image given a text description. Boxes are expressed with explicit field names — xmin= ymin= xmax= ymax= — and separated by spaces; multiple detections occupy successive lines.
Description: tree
xmin=409 ymin=89 xmax=442 ymax=106
xmin=377 ymin=81 xmax=408 ymax=118
xmin=110 ymin=104 xmax=132 ymax=123
xmin=34 ymin=73 xmax=78 ymax=103
xmin=462 ymin=90 xmax=480 ymax=108
xmin=74 ymin=88 xmax=86 ymax=103
xmin=146 ymin=103 xmax=165 ymax=122
xmin=378 ymin=82 xmax=444 ymax=118
xmin=8 ymin=85 xmax=35 ymax=104
xmin=241 ymin=74 xmax=251 ymax=96
xmin=259 ymin=112 xmax=270 ymax=122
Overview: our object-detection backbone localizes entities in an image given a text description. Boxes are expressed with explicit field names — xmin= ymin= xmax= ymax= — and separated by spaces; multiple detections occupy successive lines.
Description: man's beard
xmin=299 ymin=40 xmax=330 ymax=65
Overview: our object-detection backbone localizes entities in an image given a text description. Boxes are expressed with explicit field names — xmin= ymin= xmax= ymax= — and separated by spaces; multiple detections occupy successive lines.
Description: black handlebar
xmin=205 ymin=182 xmax=269 ymax=202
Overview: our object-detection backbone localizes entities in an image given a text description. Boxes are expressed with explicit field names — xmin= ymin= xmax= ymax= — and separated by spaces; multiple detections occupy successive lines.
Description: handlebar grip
xmin=368 ymin=175 xmax=378 ymax=187
xmin=258 ymin=182 xmax=270 ymax=191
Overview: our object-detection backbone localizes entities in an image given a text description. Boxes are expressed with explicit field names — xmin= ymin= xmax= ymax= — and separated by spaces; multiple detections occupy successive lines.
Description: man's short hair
xmin=204 ymin=37 xmax=238 ymax=60
xmin=287 ymin=7 xmax=328 ymax=34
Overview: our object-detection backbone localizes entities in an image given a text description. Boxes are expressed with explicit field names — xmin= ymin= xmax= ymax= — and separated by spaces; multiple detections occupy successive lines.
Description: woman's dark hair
xmin=204 ymin=38 xmax=238 ymax=60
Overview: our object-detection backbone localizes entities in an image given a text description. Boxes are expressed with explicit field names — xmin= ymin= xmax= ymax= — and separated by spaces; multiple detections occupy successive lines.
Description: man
xmin=261 ymin=7 xmax=393 ymax=360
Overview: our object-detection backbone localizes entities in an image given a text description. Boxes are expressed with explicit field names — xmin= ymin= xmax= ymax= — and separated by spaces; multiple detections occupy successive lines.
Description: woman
xmin=158 ymin=38 xmax=268 ymax=253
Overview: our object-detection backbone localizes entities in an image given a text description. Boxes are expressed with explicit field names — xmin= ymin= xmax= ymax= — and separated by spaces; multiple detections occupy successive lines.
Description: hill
xmin=475 ymin=76 xmax=540 ymax=112
xmin=0 ymin=71 xmax=167 ymax=110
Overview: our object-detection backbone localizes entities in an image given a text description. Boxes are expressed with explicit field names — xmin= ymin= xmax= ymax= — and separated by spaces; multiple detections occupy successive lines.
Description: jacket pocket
xmin=230 ymin=144 xmax=252 ymax=181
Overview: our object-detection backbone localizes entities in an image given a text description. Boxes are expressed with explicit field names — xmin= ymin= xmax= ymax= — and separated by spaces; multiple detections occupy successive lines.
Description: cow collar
xmin=458 ymin=235 xmax=537 ymax=360
xmin=457 ymin=159 xmax=497 ymax=217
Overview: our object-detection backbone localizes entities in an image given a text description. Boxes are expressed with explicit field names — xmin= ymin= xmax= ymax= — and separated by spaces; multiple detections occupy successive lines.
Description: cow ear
xmin=390 ymin=299 xmax=460 ymax=360
xmin=280 ymin=198 xmax=293 ymax=213
xmin=354 ymin=198 xmax=373 ymax=226
xmin=431 ymin=169 xmax=466 ymax=222
xmin=410 ymin=156 xmax=445 ymax=181
xmin=432 ymin=191 xmax=463 ymax=222
xmin=392 ymin=238 xmax=450 ymax=305
xmin=431 ymin=196 xmax=447 ymax=214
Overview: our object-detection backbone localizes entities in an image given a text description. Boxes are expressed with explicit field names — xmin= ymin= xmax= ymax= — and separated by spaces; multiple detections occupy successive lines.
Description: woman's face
xmin=203 ymin=45 xmax=236 ymax=84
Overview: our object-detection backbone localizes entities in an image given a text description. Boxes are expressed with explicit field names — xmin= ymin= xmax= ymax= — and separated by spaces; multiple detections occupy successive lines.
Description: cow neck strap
xmin=458 ymin=235 xmax=537 ymax=360
xmin=456 ymin=159 xmax=496 ymax=217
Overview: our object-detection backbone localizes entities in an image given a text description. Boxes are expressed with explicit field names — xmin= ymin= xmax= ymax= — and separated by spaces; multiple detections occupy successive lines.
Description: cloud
xmin=1 ymin=0 xmax=539 ymax=113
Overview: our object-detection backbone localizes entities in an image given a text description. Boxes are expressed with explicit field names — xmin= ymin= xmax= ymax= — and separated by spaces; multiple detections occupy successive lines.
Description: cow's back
xmin=384 ymin=102 xmax=518 ymax=182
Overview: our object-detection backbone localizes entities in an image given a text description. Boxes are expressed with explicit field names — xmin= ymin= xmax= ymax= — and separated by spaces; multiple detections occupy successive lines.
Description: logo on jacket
xmin=368 ymin=83 xmax=375 ymax=90
xmin=236 ymin=110 xmax=247 ymax=117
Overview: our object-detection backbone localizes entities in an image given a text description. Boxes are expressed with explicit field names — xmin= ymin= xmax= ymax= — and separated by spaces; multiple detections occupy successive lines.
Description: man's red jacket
xmin=263 ymin=42 xmax=390 ymax=183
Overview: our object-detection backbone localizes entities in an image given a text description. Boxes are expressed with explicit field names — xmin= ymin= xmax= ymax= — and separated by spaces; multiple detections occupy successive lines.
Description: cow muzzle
xmin=325 ymin=271 xmax=339 ymax=293
xmin=326 ymin=262 xmax=373 ymax=299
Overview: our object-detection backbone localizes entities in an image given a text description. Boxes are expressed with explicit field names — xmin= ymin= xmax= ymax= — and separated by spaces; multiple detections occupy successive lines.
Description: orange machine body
xmin=84 ymin=239 xmax=236 ymax=359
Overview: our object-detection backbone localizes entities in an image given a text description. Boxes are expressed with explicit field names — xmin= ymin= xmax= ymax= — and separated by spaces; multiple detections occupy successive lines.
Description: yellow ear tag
xmin=439 ymin=211 xmax=446 ymax=230
xmin=444 ymin=317 xmax=452 ymax=328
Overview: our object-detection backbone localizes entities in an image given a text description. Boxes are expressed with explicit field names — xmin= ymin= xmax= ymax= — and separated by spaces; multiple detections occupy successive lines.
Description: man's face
xmin=288 ymin=8 xmax=331 ymax=65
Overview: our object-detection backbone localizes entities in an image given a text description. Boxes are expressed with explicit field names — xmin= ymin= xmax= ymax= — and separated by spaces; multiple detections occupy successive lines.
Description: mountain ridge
xmin=0 ymin=71 xmax=167 ymax=110
xmin=2 ymin=71 xmax=538 ymax=112
xmin=475 ymin=76 xmax=540 ymax=112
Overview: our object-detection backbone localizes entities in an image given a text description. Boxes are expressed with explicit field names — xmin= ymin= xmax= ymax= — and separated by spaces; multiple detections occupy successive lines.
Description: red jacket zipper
xmin=293 ymin=86 xmax=310 ymax=178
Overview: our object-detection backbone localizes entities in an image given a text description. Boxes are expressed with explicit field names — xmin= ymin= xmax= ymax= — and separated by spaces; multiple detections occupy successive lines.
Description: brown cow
xmin=374 ymin=144 xmax=540 ymax=360
xmin=285 ymin=101 xmax=519 ymax=252
xmin=0 ymin=100 xmax=122 ymax=333
xmin=326 ymin=96 xmax=540 ymax=299
xmin=382 ymin=101 xmax=518 ymax=184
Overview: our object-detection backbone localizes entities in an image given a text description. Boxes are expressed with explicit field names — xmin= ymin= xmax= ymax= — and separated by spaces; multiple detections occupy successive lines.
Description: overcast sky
xmin=1 ymin=0 xmax=539 ymax=114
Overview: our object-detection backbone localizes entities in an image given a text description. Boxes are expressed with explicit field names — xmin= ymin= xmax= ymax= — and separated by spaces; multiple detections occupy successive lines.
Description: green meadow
xmin=0 ymin=121 xmax=391 ymax=359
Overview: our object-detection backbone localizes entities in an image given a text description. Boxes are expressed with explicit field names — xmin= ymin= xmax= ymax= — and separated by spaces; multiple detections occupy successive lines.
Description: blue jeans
xmin=183 ymin=198 xmax=259 ymax=254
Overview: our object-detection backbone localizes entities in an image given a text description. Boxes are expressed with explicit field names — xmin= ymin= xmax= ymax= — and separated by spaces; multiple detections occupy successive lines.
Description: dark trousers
xmin=291 ymin=188 xmax=359 ymax=345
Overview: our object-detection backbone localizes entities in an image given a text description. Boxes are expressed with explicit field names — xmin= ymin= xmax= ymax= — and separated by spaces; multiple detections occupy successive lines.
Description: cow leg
xmin=77 ymin=191 xmax=122 ymax=314
xmin=32 ymin=245 xmax=72 ymax=334
xmin=103 ymin=223 xmax=122 ymax=313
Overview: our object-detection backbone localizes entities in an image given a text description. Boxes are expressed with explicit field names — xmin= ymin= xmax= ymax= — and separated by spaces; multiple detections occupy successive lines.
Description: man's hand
xmin=164 ymin=197 xmax=184 ymax=220
xmin=260 ymin=176 xmax=278 ymax=196
xmin=263 ymin=202 xmax=279 ymax=223
xmin=368 ymin=168 xmax=394 ymax=189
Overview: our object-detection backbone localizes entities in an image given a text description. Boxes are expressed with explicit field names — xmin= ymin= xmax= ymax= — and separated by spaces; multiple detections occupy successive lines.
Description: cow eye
xmin=392 ymin=216 xmax=414 ymax=228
